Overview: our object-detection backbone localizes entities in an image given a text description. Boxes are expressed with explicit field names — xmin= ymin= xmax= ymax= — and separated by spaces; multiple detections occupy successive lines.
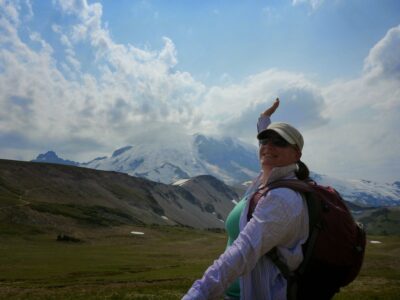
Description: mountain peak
xmin=32 ymin=151 xmax=79 ymax=166
xmin=393 ymin=181 xmax=400 ymax=188
xmin=36 ymin=150 xmax=58 ymax=160
xmin=111 ymin=146 xmax=133 ymax=158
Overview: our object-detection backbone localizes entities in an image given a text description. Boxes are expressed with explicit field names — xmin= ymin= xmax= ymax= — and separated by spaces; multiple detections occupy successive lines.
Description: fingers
xmin=262 ymin=98 xmax=280 ymax=117
xmin=272 ymin=98 xmax=280 ymax=109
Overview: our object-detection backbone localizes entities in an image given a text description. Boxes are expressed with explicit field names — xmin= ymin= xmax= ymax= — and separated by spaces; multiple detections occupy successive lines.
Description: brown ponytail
xmin=295 ymin=160 xmax=310 ymax=180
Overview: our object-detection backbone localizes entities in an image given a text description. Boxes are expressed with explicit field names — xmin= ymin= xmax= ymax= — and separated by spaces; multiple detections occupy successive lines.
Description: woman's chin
xmin=261 ymin=161 xmax=275 ymax=169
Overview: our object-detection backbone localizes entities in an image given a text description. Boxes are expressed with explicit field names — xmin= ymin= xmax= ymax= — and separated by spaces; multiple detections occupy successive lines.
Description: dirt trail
xmin=0 ymin=187 xmax=44 ymax=210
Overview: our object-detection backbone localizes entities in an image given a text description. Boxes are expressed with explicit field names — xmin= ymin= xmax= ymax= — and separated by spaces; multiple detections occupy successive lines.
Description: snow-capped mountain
xmin=31 ymin=133 xmax=400 ymax=207
xmin=234 ymin=173 xmax=400 ymax=208
xmin=80 ymin=134 xmax=260 ymax=185
xmin=311 ymin=172 xmax=400 ymax=207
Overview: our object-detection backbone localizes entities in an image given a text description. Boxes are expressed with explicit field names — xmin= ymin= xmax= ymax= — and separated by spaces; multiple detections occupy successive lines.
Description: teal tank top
xmin=224 ymin=198 xmax=247 ymax=298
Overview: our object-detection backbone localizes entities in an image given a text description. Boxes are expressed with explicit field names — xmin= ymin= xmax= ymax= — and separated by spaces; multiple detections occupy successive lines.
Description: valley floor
xmin=0 ymin=226 xmax=399 ymax=299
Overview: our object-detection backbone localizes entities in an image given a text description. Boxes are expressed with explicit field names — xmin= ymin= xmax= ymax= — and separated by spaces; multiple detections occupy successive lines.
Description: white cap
xmin=257 ymin=122 xmax=304 ymax=151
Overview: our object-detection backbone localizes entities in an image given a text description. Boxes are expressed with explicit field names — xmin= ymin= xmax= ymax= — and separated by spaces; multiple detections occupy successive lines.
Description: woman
xmin=182 ymin=101 xmax=310 ymax=300
xmin=224 ymin=98 xmax=280 ymax=300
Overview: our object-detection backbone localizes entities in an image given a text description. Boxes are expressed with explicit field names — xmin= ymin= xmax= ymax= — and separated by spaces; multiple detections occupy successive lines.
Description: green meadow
xmin=0 ymin=226 xmax=399 ymax=300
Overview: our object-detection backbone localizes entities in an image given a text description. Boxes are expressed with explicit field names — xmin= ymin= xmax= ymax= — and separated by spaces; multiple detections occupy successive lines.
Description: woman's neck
xmin=260 ymin=163 xmax=298 ymax=187
xmin=260 ymin=166 xmax=273 ymax=186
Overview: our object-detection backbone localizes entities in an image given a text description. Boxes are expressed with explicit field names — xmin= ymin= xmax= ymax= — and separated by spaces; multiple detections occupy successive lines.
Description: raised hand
xmin=261 ymin=98 xmax=280 ymax=117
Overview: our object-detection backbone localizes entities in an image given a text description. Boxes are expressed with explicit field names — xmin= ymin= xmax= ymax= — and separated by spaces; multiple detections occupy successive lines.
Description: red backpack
xmin=264 ymin=179 xmax=366 ymax=300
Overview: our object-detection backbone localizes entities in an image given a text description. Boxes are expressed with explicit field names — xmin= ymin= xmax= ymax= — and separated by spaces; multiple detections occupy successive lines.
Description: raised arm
xmin=257 ymin=98 xmax=280 ymax=133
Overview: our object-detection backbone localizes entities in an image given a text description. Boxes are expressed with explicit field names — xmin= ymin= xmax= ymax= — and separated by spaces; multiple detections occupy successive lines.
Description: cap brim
xmin=257 ymin=128 xmax=296 ymax=145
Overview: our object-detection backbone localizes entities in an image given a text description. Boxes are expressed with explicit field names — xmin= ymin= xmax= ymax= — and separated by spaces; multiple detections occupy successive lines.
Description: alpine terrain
xmin=32 ymin=133 xmax=400 ymax=208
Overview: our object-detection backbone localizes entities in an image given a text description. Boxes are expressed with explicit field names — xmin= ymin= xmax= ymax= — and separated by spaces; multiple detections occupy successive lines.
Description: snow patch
xmin=242 ymin=180 xmax=253 ymax=187
xmin=172 ymin=179 xmax=190 ymax=186
xmin=130 ymin=231 xmax=144 ymax=235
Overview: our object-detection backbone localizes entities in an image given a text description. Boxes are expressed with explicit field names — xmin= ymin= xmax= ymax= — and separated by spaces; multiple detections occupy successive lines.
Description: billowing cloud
xmin=0 ymin=0 xmax=205 ymax=160
xmin=202 ymin=70 xmax=328 ymax=143
xmin=364 ymin=25 xmax=400 ymax=80
xmin=0 ymin=1 xmax=399 ymax=182
xmin=303 ymin=24 xmax=400 ymax=182
xmin=204 ymin=24 xmax=400 ymax=182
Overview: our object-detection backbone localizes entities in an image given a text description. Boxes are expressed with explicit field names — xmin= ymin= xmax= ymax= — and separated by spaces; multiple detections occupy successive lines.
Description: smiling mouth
xmin=262 ymin=154 xmax=277 ymax=159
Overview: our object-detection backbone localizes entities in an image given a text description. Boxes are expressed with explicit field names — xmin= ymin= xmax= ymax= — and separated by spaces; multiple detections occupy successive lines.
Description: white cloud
xmin=292 ymin=0 xmax=324 ymax=11
xmin=302 ymin=25 xmax=400 ymax=182
xmin=364 ymin=25 xmax=400 ymax=80
xmin=197 ymin=24 xmax=400 ymax=182
xmin=0 ymin=1 xmax=399 ymax=183
xmin=54 ymin=0 xmax=89 ymax=17
xmin=0 ymin=0 xmax=206 ymax=161
xmin=1 ymin=0 xmax=20 ymax=25
xmin=24 ymin=0 xmax=33 ymax=20
xmin=200 ymin=70 xmax=327 ymax=143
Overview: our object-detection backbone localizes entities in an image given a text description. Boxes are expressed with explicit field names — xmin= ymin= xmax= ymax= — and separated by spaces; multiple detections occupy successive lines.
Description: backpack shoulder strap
xmin=266 ymin=179 xmax=314 ymax=193
xmin=265 ymin=179 xmax=322 ymax=229
xmin=265 ymin=179 xmax=323 ymax=281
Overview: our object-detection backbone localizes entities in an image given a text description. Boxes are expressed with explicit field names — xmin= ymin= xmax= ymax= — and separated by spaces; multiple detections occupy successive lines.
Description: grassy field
xmin=0 ymin=226 xmax=399 ymax=300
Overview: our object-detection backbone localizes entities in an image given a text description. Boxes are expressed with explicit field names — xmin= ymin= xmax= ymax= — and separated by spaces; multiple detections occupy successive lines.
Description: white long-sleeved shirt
xmin=182 ymin=164 xmax=309 ymax=300
xmin=257 ymin=114 xmax=271 ymax=134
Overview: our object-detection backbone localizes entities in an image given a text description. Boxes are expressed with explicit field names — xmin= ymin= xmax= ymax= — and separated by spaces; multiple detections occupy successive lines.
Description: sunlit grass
xmin=334 ymin=235 xmax=400 ymax=299
xmin=0 ymin=227 xmax=398 ymax=299
xmin=0 ymin=226 xmax=225 ymax=299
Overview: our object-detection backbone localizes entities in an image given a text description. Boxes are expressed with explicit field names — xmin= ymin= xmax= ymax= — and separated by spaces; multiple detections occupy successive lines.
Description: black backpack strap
xmin=297 ymin=192 xmax=322 ymax=276
xmin=263 ymin=179 xmax=323 ymax=299
xmin=267 ymin=247 xmax=298 ymax=300
xmin=267 ymin=247 xmax=294 ymax=280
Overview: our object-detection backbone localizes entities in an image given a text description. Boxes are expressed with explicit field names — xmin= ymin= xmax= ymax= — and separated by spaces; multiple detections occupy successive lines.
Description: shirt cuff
xmin=182 ymin=286 xmax=207 ymax=300
xmin=257 ymin=115 xmax=271 ymax=134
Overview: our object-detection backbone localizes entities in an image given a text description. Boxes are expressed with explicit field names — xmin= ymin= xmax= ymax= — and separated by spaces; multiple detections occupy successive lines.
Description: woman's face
xmin=259 ymin=131 xmax=301 ymax=169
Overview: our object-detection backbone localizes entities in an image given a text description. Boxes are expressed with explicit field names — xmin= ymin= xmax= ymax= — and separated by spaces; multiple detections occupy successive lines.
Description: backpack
xmin=264 ymin=179 xmax=366 ymax=300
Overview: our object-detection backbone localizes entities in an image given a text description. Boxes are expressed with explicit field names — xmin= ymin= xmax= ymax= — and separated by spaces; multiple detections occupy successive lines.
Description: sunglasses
xmin=259 ymin=136 xmax=290 ymax=148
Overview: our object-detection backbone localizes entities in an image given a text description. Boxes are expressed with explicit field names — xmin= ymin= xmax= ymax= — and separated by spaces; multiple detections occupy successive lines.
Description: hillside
xmin=173 ymin=175 xmax=239 ymax=221
xmin=2 ymin=158 xmax=399 ymax=237
xmin=0 ymin=159 xmax=236 ymax=233
xmin=357 ymin=207 xmax=400 ymax=236
xmin=33 ymin=145 xmax=400 ymax=207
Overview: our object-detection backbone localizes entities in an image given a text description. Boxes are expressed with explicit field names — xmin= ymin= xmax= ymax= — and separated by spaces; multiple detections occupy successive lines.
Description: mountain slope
xmin=311 ymin=172 xmax=400 ymax=207
xmin=80 ymin=134 xmax=260 ymax=185
xmin=357 ymin=207 xmax=400 ymax=235
xmin=31 ymin=135 xmax=400 ymax=207
xmin=0 ymin=159 xmax=237 ymax=232
xmin=173 ymin=175 xmax=239 ymax=222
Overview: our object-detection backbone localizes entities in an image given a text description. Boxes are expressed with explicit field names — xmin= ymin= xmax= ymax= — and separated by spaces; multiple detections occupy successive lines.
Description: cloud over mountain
xmin=0 ymin=0 xmax=205 ymax=160
xmin=210 ymin=70 xmax=328 ymax=142
xmin=0 ymin=1 xmax=399 ymax=182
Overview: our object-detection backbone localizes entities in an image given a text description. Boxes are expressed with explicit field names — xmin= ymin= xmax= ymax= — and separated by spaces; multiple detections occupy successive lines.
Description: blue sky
xmin=96 ymin=0 xmax=400 ymax=84
xmin=0 ymin=0 xmax=400 ymax=183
